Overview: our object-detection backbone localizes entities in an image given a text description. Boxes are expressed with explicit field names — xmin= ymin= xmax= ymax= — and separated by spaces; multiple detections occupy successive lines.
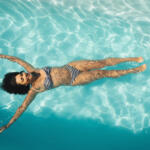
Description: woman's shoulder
xmin=30 ymin=86 xmax=45 ymax=93
xmin=30 ymin=68 xmax=46 ymax=92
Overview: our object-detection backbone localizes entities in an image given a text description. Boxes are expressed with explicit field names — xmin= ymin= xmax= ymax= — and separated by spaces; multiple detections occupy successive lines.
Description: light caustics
xmin=0 ymin=0 xmax=150 ymax=133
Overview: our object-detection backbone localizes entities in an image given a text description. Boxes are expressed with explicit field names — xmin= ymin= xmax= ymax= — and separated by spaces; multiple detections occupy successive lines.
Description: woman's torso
xmin=31 ymin=66 xmax=72 ymax=92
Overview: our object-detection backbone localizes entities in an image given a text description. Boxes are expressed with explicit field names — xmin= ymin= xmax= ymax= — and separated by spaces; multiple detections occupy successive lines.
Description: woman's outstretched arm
xmin=0 ymin=89 xmax=37 ymax=133
xmin=0 ymin=54 xmax=35 ymax=72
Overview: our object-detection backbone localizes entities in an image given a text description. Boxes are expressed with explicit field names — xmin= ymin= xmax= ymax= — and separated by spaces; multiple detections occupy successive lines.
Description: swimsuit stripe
xmin=43 ymin=65 xmax=80 ymax=90
xmin=65 ymin=65 xmax=81 ymax=84
xmin=43 ymin=67 xmax=53 ymax=90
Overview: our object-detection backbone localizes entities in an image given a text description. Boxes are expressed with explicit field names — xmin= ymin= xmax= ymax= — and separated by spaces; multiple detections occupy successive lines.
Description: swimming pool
xmin=0 ymin=0 xmax=150 ymax=149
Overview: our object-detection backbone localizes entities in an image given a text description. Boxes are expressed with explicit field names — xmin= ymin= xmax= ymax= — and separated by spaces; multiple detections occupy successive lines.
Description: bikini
xmin=64 ymin=65 xmax=81 ymax=85
xmin=43 ymin=65 xmax=81 ymax=90
xmin=43 ymin=67 xmax=53 ymax=90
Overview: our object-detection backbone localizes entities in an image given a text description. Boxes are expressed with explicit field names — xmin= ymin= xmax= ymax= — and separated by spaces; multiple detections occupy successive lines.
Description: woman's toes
xmin=137 ymin=57 xmax=144 ymax=63
xmin=138 ymin=64 xmax=147 ymax=72
xmin=141 ymin=64 xmax=147 ymax=71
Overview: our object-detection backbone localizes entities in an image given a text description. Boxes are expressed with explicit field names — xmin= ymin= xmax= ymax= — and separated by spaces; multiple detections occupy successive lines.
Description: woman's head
xmin=1 ymin=71 xmax=31 ymax=94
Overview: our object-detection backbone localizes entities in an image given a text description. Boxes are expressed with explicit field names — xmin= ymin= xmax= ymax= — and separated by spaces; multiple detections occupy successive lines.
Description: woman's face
xmin=15 ymin=71 xmax=32 ymax=85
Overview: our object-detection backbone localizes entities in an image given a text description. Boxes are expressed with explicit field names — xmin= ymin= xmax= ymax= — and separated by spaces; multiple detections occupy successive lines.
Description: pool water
xmin=0 ymin=0 xmax=150 ymax=149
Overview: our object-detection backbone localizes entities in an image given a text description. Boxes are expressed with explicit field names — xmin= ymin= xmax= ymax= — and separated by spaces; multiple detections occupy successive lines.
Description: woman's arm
xmin=0 ymin=54 xmax=35 ymax=72
xmin=0 ymin=89 xmax=37 ymax=133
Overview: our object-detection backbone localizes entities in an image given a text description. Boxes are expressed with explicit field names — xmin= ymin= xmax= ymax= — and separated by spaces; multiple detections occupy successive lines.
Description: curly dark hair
xmin=1 ymin=72 xmax=30 ymax=95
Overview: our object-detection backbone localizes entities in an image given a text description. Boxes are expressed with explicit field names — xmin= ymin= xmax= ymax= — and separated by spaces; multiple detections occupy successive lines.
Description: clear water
xmin=0 ymin=0 xmax=150 ymax=149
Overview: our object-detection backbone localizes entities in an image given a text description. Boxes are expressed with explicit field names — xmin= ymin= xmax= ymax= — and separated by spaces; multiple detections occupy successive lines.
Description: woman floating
xmin=0 ymin=54 xmax=146 ymax=133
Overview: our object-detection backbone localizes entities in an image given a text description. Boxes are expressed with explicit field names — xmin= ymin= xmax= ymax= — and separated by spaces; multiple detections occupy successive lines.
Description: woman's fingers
xmin=0 ymin=125 xmax=7 ymax=133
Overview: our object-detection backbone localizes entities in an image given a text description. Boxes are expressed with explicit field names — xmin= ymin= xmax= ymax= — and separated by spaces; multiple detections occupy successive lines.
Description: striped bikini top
xmin=43 ymin=67 xmax=53 ymax=90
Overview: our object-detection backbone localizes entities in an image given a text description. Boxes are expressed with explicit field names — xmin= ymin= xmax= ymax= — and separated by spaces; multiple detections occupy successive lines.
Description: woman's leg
xmin=72 ymin=64 xmax=146 ymax=86
xmin=68 ymin=57 xmax=143 ymax=71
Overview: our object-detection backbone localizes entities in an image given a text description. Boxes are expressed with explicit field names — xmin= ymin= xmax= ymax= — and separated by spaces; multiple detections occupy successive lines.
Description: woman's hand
xmin=0 ymin=54 xmax=35 ymax=73
xmin=0 ymin=125 xmax=7 ymax=133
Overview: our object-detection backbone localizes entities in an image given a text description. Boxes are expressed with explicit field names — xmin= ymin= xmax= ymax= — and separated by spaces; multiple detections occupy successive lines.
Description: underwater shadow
xmin=0 ymin=112 xmax=150 ymax=150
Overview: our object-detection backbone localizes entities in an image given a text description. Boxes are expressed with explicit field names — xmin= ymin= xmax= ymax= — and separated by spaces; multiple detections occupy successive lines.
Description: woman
xmin=0 ymin=54 xmax=146 ymax=133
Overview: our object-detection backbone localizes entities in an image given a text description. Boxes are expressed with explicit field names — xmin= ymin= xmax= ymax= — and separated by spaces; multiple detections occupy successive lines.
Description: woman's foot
xmin=133 ymin=64 xmax=147 ymax=73
xmin=136 ymin=57 xmax=144 ymax=63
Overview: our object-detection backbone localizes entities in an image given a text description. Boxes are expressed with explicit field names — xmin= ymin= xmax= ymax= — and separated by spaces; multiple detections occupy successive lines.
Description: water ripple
xmin=0 ymin=0 xmax=150 ymax=133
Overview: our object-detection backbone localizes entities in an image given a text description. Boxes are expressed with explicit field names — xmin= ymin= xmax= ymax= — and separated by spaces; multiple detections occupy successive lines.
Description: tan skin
xmin=0 ymin=54 xmax=147 ymax=133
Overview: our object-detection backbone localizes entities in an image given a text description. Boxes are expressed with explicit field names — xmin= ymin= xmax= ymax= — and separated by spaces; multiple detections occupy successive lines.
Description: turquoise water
xmin=0 ymin=0 xmax=150 ymax=149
